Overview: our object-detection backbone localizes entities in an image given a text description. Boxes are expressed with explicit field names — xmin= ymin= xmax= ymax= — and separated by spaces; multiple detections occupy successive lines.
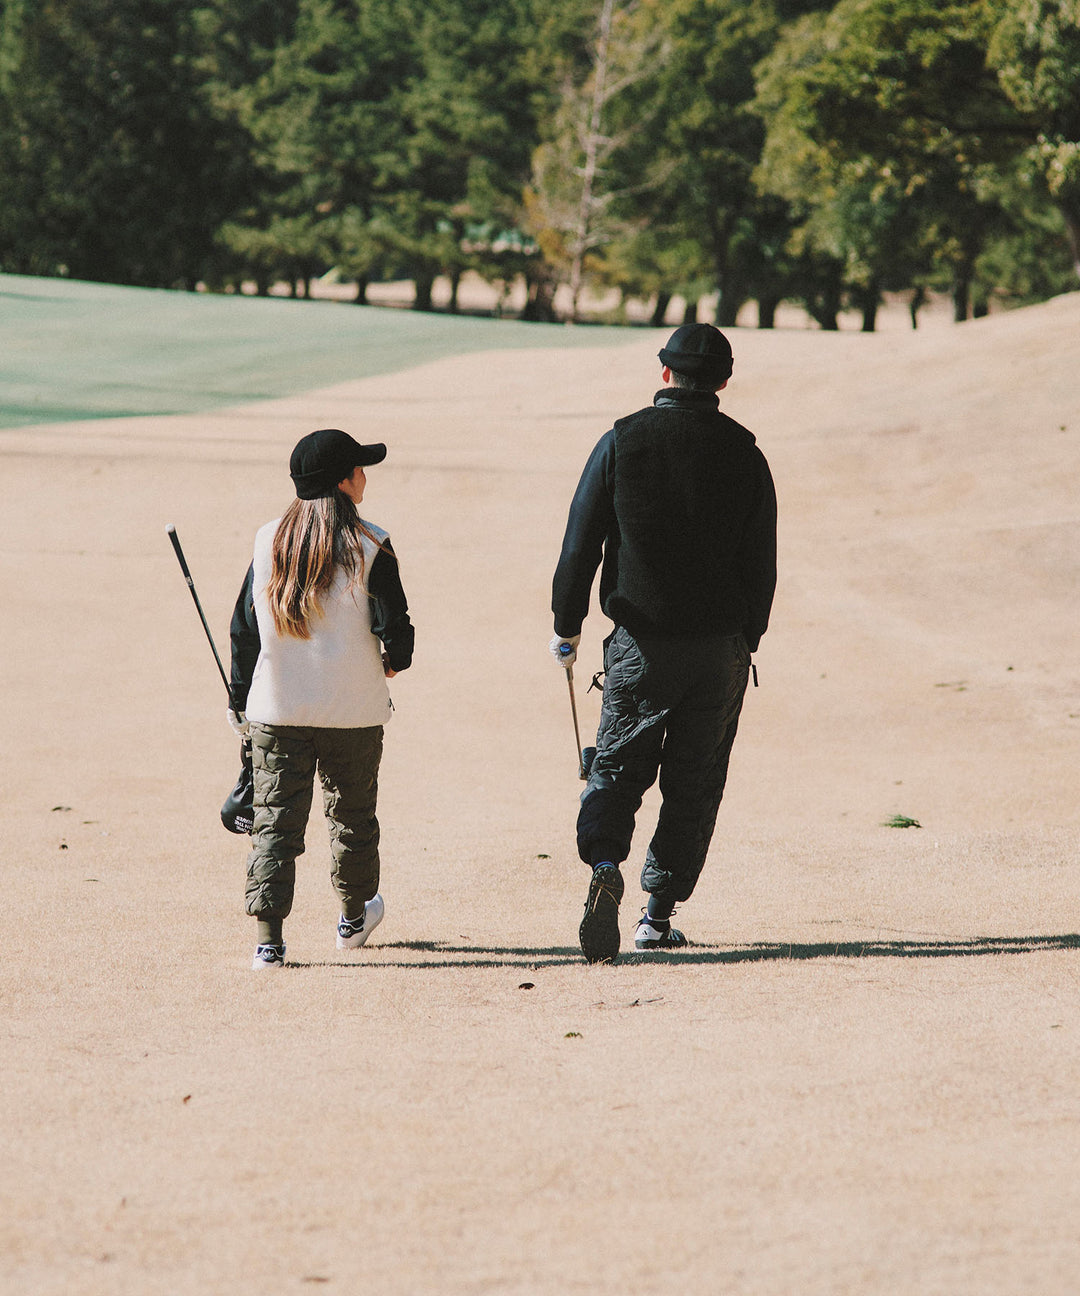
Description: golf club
xmin=558 ymin=643 xmax=596 ymax=781
xmin=167 ymin=524 xmax=254 ymax=835
xmin=166 ymin=523 xmax=233 ymax=702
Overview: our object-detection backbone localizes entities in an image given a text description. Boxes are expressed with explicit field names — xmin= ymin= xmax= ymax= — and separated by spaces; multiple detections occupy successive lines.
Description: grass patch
xmin=883 ymin=814 xmax=922 ymax=829
xmin=0 ymin=273 xmax=637 ymax=429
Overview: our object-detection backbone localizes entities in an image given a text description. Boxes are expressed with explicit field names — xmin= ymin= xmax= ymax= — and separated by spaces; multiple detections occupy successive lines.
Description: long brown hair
xmin=267 ymin=491 xmax=377 ymax=639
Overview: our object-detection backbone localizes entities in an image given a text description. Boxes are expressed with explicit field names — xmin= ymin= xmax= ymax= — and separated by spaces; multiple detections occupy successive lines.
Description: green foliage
xmin=630 ymin=0 xmax=786 ymax=324
xmin=0 ymin=0 xmax=249 ymax=286
xmin=524 ymin=0 xmax=671 ymax=319
xmin=988 ymin=0 xmax=1080 ymax=266
xmin=974 ymin=163 xmax=1077 ymax=300
xmin=752 ymin=0 xmax=1073 ymax=318
xmin=212 ymin=0 xmax=541 ymax=304
xmin=390 ymin=0 xmax=541 ymax=304
xmin=209 ymin=0 xmax=413 ymax=293
xmin=1 ymin=0 xmax=1076 ymax=314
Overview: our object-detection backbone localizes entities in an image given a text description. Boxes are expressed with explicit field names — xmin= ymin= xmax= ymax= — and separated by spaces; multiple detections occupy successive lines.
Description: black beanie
xmin=289 ymin=428 xmax=387 ymax=500
xmin=658 ymin=323 xmax=733 ymax=385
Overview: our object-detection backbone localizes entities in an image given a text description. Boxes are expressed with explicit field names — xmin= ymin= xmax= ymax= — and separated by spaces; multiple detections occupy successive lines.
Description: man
xmin=551 ymin=323 xmax=776 ymax=963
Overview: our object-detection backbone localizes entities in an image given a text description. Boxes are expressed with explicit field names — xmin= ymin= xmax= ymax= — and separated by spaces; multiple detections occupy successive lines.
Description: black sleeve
xmin=739 ymin=453 xmax=778 ymax=654
xmin=229 ymin=563 xmax=260 ymax=711
xmin=368 ymin=539 xmax=414 ymax=672
xmin=551 ymin=432 xmax=615 ymax=638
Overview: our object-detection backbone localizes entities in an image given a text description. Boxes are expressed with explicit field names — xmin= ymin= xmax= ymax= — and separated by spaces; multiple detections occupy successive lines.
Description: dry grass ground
xmin=2 ymin=291 xmax=1079 ymax=1294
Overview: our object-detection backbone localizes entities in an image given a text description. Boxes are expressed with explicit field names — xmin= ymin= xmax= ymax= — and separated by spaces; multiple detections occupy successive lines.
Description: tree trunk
xmin=715 ymin=291 xmax=745 ymax=328
xmin=681 ymin=298 xmax=698 ymax=325
xmin=413 ymin=272 xmax=435 ymax=311
xmin=353 ymin=277 xmax=369 ymax=304
xmin=757 ymin=295 xmax=779 ymax=329
xmin=909 ymin=285 xmax=925 ymax=329
xmin=1061 ymin=205 xmax=1080 ymax=283
xmin=566 ymin=0 xmax=616 ymax=324
xmin=807 ymin=284 xmax=840 ymax=330
xmin=848 ymin=280 xmax=879 ymax=332
xmin=952 ymin=276 xmax=970 ymax=322
xmin=522 ymin=276 xmax=557 ymax=322
xmin=714 ymin=251 xmax=743 ymax=324
xmin=650 ymin=291 xmax=671 ymax=327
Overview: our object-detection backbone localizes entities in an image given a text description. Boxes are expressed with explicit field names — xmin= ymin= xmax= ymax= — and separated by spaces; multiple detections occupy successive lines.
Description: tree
xmin=210 ymin=0 xmax=412 ymax=297
xmin=383 ymin=0 xmax=540 ymax=309
xmin=0 ymin=0 xmax=64 ymax=274
xmin=524 ymin=0 xmax=666 ymax=320
xmin=0 ymin=0 xmax=250 ymax=287
xmin=613 ymin=0 xmax=800 ymax=327
xmin=989 ymin=0 xmax=1080 ymax=279
xmin=754 ymin=0 xmax=1038 ymax=321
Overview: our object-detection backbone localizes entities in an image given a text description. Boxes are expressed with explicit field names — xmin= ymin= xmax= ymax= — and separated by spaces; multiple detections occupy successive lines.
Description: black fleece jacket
xmin=552 ymin=387 xmax=776 ymax=649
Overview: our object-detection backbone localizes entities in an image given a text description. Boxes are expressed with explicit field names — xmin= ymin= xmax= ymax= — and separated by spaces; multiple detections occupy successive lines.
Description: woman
xmin=228 ymin=428 xmax=414 ymax=970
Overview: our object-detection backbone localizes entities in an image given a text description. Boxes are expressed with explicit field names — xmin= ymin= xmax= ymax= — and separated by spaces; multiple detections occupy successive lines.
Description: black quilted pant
xmin=576 ymin=627 xmax=750 ymax=906
xmin=245 ymin=723 xmax=383 ymax=921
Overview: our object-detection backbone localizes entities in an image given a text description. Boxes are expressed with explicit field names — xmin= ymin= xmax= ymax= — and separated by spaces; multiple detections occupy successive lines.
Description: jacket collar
xmin=653 ymin=387 xmax=720 ymax=414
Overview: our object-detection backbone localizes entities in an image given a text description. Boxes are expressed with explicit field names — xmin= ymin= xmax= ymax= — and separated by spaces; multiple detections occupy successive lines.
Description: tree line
xmin=1 ymin=0 xmax=1077 ymax=328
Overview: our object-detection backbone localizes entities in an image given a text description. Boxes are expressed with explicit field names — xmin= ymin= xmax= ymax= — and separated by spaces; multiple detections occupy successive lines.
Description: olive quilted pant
xmin=245 ymin=723 xmax=383 ymax=921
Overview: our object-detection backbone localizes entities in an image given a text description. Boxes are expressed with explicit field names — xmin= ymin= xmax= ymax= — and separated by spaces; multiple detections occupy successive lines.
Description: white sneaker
xmin=252 ymin=942 xmax=286 ymax=970
xmin=634 ymin=917 xmax=688 ymax=950
xmin=336 ymin=893 xmax=385 ymax=950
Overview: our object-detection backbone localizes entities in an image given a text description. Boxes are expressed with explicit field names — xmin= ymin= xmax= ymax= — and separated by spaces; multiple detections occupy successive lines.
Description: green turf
xmin=0 ymin=273 xmax=637 ymax=429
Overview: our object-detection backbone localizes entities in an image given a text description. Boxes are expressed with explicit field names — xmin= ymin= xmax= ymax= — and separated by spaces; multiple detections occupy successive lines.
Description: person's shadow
xmin=290 ymin=932 xmax=1080 ymax=970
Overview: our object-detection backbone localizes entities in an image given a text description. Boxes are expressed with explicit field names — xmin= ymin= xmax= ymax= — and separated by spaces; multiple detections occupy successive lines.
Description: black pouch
xmin=221 ymin=739 xmax=254 ymax=834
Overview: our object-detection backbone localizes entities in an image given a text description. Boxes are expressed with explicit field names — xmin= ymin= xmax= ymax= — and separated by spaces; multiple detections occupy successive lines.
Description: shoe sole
xmin=579 ymin=868 xmax=624 ymax=964
xmin=634 ymin=929 xmax=688 ymax=952
xmin=337 ymin=895 xmax=385 ymax=950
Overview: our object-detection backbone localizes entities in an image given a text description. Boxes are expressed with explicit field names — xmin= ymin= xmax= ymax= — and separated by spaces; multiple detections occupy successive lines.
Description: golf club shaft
xmin=166 ymin=524 xmax=233 ymax=701
xmin=565 ymin=666 xmax=585 ymax=779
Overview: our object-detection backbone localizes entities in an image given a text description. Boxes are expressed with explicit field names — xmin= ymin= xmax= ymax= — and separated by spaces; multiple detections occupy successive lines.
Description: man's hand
xmin=226 ymin=708 xmax=250 ymax=738
xmin=382 ymin=651 xmax=397 ymax=678
xmin=549 ymin=634 xmax=581 ymax=668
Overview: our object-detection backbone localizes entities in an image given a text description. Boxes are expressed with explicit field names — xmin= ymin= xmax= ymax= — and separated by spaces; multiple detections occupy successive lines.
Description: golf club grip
xmin=167 ymin=524 xmax=233 ymax=699
xmin=166 ymin=524 xmax=192 ymax=581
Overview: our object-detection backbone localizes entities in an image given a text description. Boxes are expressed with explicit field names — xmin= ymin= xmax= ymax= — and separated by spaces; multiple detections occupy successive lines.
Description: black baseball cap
xmin=658 ymin=323 xmax=733 ymax=385
xmin=289 ymin=428 xmax=387 ymax=500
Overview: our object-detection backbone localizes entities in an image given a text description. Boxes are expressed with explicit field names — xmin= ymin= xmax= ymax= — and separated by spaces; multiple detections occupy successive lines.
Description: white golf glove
xmin=549 ymin=634 xmax=581 ymax=668
xmin=226 ymin=708 xmax=250 ymax=738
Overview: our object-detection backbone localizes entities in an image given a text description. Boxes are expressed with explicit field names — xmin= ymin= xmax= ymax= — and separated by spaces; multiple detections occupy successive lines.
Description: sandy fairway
xmin=2 ymin=292 xmax=1080 ymax=1293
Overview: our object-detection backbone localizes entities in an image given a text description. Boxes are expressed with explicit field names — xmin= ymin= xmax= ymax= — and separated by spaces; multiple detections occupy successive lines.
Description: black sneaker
xmin=579 ymin=864 xmax=624 ymax=964
xmin=634 ymin=916 xmax=688 ymax=951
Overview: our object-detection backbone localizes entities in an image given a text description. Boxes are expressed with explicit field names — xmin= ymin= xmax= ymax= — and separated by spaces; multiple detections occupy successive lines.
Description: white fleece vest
xmin=244 ymin=516 xmax=393 ymax=729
